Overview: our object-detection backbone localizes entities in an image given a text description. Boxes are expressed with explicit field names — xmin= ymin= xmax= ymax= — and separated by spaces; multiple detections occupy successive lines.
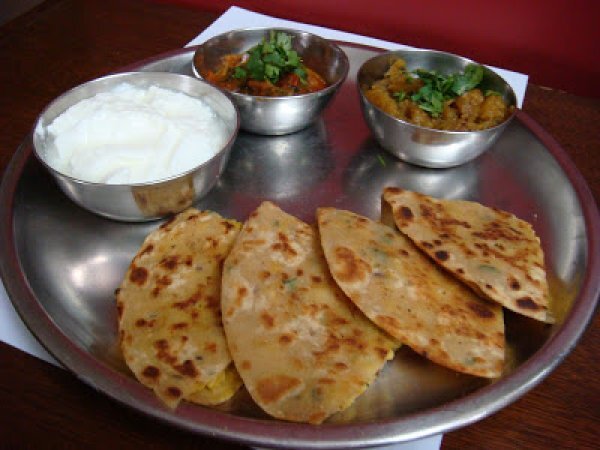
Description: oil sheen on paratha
xmin=317 ymin=207 xmax=505 ymax=378
xmin=221 ymin=202 xmax=399 ymax=424
xmin=117 ymin=208 xmax=242 ymax=408
xmin=383 ymin=188 xmax=553 ymax=323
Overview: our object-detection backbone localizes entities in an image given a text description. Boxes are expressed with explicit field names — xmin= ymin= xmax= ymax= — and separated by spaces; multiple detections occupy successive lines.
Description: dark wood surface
xmin=0 ymin=1 xmax=598 ymax=448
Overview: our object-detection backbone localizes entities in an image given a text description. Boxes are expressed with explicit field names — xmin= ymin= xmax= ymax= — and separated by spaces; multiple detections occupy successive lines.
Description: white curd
xmin=42 ymin=83 xmax=230 ymax=184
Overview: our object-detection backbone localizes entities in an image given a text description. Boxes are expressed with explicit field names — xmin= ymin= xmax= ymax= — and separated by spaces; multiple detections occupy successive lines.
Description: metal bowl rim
xmin=31 ymin=71 xmax=240 ymax=187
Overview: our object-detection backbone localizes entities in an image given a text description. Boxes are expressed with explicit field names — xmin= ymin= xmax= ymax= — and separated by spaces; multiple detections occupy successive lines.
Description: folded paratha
xmin=117 ymin=208 xmax=242 ymax=408
xmin=382 ymin=188 xmax=553 ymax=323
xmin=317 ymin=207 xmax=505 ymax=378
xmin=221 ymin=202 xmax=399 ymax=424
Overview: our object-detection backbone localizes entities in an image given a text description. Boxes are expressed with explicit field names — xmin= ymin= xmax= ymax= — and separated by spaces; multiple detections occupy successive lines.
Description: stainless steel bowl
xmin=32 ymin=72 xmax=239 ymax=222
xmin=357 ymin=49 xmax=517 ymax=168
xmin=192 ymin=28 xmax=349 ymax=135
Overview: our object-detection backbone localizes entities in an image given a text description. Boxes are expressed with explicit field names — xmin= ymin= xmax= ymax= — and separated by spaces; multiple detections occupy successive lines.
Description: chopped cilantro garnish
xmin=396 ymin=64 xmax=486 ymax=117
xmin=451 ymin=64 xmax=483 ymax=96
xmin=393 ymin=91 xmax=407 ymax=101
xmin=232 ymin=66 xmax=247 ymax=79
xmin=234 ymin=31 xmax=307 ymax=85
xmin=411 ymin=84 xmax=445 ymax=117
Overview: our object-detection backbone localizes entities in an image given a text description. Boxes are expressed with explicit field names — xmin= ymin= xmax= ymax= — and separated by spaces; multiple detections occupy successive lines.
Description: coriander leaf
xmin=232 ymin=66 xmax=247 ymax=79
xmin=485 ymin=89 xmax=501 ymax=97
xmin=411 ymin=85 xmax=444 ymax=117
xmin=440 ymin=76 xmax=455 ymax=97
xmin=264 ymin=64 xmax=280 ymax=83
xmin=275 ymin=31 xmax=293 ymax=51
xmin=263 ymin=52 xmax=285 ymax=67
xmin=246 ymin=53 xmax=265 ymax=80
xmin=249 ymin=46 xmax=262 ymax=59
xmin=262 ymin=41 xmax=273 ymax=54
xmin=452 ymin=64 xmax=484 ymax=96
xmin=293 ymin=66 xmax=307 ymax=81
xmin=286 ymin=50 xmax=300 ymax=68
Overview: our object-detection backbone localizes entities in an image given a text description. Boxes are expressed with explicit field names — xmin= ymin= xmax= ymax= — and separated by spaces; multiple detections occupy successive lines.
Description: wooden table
xmin=0 ymin=1 xmax=598 ymax=448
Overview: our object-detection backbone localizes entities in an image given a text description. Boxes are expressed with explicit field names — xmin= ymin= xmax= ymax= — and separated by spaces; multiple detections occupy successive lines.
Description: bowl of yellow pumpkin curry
xmin=357 ymin=49 xmax=517 ymax=168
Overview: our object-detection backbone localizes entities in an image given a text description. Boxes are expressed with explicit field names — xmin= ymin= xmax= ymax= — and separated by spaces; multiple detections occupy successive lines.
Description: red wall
xmin=159 ymin=0 xmax=600 ymax=98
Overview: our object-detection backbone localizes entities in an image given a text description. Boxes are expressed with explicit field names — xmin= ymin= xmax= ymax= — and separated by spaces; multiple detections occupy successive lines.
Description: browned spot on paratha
xmin=331 ymin=247 xmax=371 ymax=283
xmin=159 ymin=215 xmax=177 ymax=229
xmin=509 ymin=277 xmax=521 ymax=290
xmin=434 ymin=250 xmax=449 ymax=261
xmin=309 ymin=412 xmax=327 ymax=424
xmin=166 ymin=386 xmax=182 ymax=398
xmin=400 ymin=206 xmax=413 ymax=220
xmin=261 ymin=312 xmax=275 ymax=328
xmin=172 ymin=292 xmax=201 ymax=310
xmin=175 ymin=360 xmax=198 ymax=378
xmin=334 ymin=362 xmax=348 ymax=371
xmin=159 ymin=255 xmax=179 ymax=270
xmin=135 ymin=318 xmax=155 ymax=328
xmin=259 ymin=270 xmax=271 ymax=280
xmin=129 ymin=266 xmax=148 ymax=285
xmin=467 ymin=302 xmax=495 ymax=319
xmin=256 ymin=375 xmax=302 ymax=404
xmin=142 ymin=365 xmax=160 ymax=379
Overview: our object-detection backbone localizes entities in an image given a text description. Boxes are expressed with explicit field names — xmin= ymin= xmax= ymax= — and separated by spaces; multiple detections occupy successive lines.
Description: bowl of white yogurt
xmin=32 ymin=71 xmax=239 ymax=221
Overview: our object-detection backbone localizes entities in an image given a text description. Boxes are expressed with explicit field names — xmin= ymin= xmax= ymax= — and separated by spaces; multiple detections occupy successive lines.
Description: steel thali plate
xmin=0 ymin=44 xmax=599 ymax=449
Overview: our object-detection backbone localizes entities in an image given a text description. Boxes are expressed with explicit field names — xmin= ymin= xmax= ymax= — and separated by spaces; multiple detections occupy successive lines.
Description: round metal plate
xmin=1 ymin=44 xmax=599 ymax=449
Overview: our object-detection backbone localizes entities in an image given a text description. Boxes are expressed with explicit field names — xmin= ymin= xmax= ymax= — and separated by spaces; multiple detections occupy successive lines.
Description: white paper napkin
xmin=0 ymin=280 xmax=59 ymax=366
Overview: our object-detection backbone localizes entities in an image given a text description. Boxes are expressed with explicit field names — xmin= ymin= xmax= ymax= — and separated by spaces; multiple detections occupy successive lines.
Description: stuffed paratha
xmin=317 ymin=207 xmax=505 ymax=378
xmin=382 ymin=188 xmax=553 ymax=323
xmin=117 ymin=208 xmax=242 ymax=408
xmin=221 ymin=202 xmax=399 ymax=424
